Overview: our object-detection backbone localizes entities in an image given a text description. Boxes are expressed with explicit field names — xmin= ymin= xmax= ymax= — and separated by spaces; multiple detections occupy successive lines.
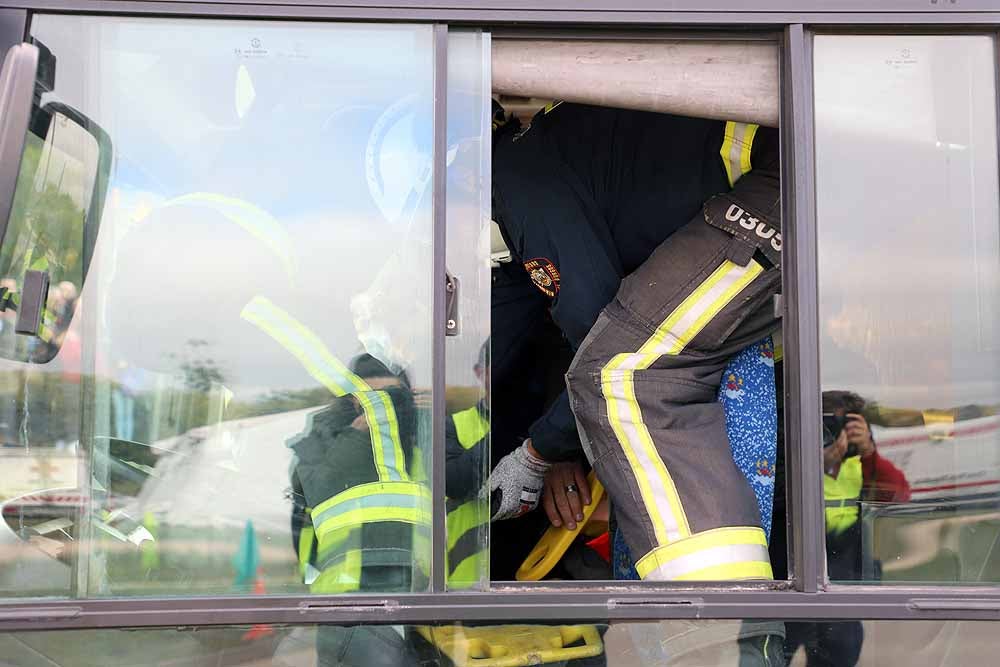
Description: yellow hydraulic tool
xmin=417 ymin=624 xmax=603 ymax=667
xmin=516 ymin=471 xmax=605 ymax=581
xmin=417 ymin=472 xmax=607 ymax=666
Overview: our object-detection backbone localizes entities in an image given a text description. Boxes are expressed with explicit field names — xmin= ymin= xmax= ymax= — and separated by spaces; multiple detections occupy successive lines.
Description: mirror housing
xmin=0 ymin=43 xmax=38 ymax=249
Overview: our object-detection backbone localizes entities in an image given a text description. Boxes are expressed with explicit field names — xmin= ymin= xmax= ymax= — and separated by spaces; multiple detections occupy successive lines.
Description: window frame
xmin=0 ymin=0 xmax=999 ymax=633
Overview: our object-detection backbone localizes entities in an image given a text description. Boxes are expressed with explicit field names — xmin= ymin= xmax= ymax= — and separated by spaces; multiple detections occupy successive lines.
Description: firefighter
xmin=443 ymin=340 xmax=491 ymax=588
xmin=283 ymin=351 xmax=427 ymax=666
xmin=488 ymin=101 xmax=783 ymax=661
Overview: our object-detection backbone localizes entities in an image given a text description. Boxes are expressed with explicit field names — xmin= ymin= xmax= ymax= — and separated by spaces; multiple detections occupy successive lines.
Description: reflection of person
xmin=443 ymin=340 xmax=490 ymax=588
xmin=784 ymin=390 xmax=911 ymax=667
xmin=288 ymin=353 xmax=424 ymax=666
xmin=820 ymin=390 xmax=911 ymax=579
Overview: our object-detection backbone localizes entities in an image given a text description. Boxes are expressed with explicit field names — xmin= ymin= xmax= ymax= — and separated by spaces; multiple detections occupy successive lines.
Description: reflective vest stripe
xmin=600 ymin=260 xmax=764 ymax=548
xmin=314 ymin=480 xmax=427 ymax=510
xmin=445 ymin=409 xmax=489 ymax=589
xmin=720 ymin=121 xmax=759 ymax=188
xmin=446 ymin=498 xmax=483 ymax=553
xmin=161 ymin=193 xmax=295 ymax=280
xmin=297 ymin=523 xmax=315 ymax=578
xmin=313 ymin=496 xmax=430 ymax=540
xmin=312 ymin=481 xmax=431 ymax=541
xmin=636 ymin=526 xmax=771 ymax=581
xmin=311 ymin=549 xmax=364 ymax=594
xmin=315 ymin=505 xmax=431 ymax=541
xmin=825 ymin=456 xmax=863 ymax=535
xmin=241 ymin=296 xmax=408 ymax=482
xmin=452 ymin=407 xmax=489 ymax=450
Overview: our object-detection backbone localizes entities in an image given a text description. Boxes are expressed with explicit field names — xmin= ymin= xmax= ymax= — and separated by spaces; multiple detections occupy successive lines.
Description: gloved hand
xmin=490 ymin=440 xmax=551 ymax=521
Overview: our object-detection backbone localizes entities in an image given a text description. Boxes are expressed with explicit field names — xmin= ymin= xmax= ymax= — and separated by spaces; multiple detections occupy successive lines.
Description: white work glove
xmin=490 ymin=440 xmax=551 ymax=521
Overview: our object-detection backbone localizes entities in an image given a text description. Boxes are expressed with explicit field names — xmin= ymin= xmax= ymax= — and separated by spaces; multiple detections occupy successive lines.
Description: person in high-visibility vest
xmin=288 ymin=353 xmax=424 ymax=594
xmin=443 ymin=340 xmax=490 ymax=589
xmin=785 ymin=390 xmax=910 ymax=666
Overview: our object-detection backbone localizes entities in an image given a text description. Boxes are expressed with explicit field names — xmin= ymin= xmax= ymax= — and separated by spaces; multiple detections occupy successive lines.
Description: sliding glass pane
xmin=1 ymin=14 xmax=436 ymax=598
xmin=815 ymin=34 xmax=1000 ymax=583
xmin=443 ymin=29 xmax=491 ymax=591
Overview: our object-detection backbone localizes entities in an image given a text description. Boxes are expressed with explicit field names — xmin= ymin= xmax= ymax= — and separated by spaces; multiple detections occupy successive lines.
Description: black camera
xmin=822 ymin=413 xmax=858 ymax=457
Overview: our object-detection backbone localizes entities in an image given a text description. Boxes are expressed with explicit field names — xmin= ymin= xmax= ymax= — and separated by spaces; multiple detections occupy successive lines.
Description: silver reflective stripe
xmin=644 ymin=542 xmax=771 ymax=581
xmin=312 ymin=493 xmax=423 ymax=528
xmin=355 ymin=390 xmax=404 ymax=482
xmin=825 ymin=499 xmax=856 ymax=509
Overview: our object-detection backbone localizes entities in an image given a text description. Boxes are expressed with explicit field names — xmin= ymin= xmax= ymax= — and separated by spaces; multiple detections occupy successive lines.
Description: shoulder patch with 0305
xmin=524 ymin=257 xmax=561 ymax=297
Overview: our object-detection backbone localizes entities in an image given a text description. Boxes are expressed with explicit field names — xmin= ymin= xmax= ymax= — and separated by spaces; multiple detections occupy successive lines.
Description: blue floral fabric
xmin=612 ymin=336 xmax=778 ymax=580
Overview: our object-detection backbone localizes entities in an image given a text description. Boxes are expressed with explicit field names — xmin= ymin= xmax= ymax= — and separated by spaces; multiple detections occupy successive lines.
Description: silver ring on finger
xmin=565 ymin=483 xmax=578 ymax=494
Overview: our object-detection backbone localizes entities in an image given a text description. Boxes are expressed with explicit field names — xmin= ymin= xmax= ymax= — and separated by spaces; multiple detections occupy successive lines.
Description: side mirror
xmin=0 ymin=41 xmax=112 ymax=363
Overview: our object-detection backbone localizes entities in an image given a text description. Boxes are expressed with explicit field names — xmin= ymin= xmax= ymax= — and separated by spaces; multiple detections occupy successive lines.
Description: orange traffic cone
xmin=242 ymin=568 xmax=274 ymax=641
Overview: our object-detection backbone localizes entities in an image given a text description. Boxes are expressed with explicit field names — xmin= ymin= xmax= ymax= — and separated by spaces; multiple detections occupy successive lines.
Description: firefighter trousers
xmin=566 ymin=167 xmax=781 ymax=582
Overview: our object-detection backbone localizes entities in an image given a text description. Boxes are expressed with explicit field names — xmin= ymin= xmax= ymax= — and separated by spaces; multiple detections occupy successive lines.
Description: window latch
xmin=298 ymin=599 xmax=399 ymax=615
xmin=445 ymin=271 xmax=460 ymax=337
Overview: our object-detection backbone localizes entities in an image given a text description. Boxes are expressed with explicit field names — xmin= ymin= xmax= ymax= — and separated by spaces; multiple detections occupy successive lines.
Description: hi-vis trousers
xmin=566 ymin=167 xmax=781 ymax=582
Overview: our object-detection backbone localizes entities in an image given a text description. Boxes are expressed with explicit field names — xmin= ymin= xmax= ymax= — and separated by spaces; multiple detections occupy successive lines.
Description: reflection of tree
xmin=175 ymin=339 xmax=225 ymax=392
xmin=2 ymin=135 xmax=86 ymax=285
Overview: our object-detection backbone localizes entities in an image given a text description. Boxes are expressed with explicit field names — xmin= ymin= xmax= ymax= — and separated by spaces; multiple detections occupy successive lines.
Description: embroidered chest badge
xmin=524 ymin=257 xmax=561 ymax=297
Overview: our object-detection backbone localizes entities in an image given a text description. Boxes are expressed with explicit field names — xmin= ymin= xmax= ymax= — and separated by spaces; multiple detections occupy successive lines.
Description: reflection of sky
xmin=815 ymin=35 xmax=1000 ymax=409
xmin=26 ymin=15 xmax=491 ymax=395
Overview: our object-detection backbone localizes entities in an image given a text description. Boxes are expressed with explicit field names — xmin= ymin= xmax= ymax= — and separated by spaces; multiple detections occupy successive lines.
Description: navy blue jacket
xmin=492 ymin=102 xmax=736 ymax=461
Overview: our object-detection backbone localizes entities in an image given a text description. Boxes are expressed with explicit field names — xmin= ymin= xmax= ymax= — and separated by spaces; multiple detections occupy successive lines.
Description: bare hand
xmin=542 ymin=460 xmax=591 ymax=530
xmin=823 ymin=430 xmax=848 ymax=473
xmin=350 ymin=413 xmax=369 ymax=431
xmin=412 ymin=389 xmax=432 ymax=411
xmin=845 ymin=413 xmax=875 ymax=458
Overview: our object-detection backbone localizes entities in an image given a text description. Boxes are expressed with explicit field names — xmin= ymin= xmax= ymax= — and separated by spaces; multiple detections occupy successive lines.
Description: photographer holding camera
xmin=821 ymin=389 xmax=911 ymax=577
xmin=785 ymin=390 xmax=911 ymax=666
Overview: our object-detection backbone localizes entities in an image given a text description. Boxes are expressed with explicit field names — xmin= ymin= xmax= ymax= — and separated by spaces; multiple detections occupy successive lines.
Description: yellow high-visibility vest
xmin=447 ymin=406 xmax=489 ymax=589
xmin=824 ymin=455 xmax=863 ymax=536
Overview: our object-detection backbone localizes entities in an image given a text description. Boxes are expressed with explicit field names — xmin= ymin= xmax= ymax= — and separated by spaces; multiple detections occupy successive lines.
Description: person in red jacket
xmin=785 ymin=390 xmax=910 ymax=667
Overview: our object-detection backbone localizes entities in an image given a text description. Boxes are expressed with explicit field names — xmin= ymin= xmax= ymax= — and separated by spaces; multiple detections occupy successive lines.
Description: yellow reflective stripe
xmin=639 ymin=260 xmax=764 ymax=358
xmin=772 ymin=329 xmax=783 ymax=363
xmin=241 ymin=296 xmax=409 ymax=482
xmin=314 ymin=506 xmax=431 ymax=541
xmin=355 ymin=389 xmax=408 ymax=482
xmin=599 ymin=261 xmax=763 ymax=547
xmin=448 ymin=552 xmax=482 ymax=589
xmin=312 ymin=481 xmax=429 ymax=517
xmin=602 ymin=355 xmax=688 ymax=544
xmin=446 ymin=498 xmax=485 ymax=551
xmin=312 ymin=481 xmax=431 ymax=541
xmin=298 ymin=524 xmax=315 ymax=577
xmin=310 ymin=549 xmax=363 ymax=594
xmin=636 ymin=526 xmax=771 ymax=581
xmin=162 ymin=193 xmax=295 ymax=281
xmin=720 ymin=121 xmax=759 ymax=187
xmin=543 ymin=100 xmax=563 ymax=114
xmin=452 ymin=407 xmax=489 ymax=450
xmin=241 ymin=296 xmax=369 ymax=396
xmin=635 ymin=526 xmax=769 ymax=579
